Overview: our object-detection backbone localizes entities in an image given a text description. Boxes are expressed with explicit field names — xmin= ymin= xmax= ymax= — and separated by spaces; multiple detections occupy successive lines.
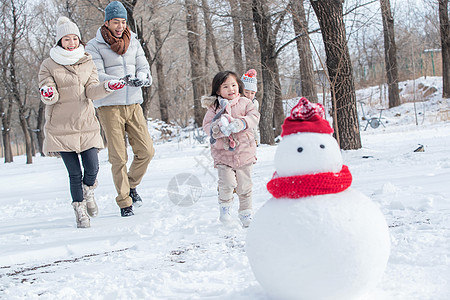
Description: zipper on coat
xmin=78 ymin=74 xmax=83 ymax=153
xmin=122 ymin=55 xmax=129 ymax=105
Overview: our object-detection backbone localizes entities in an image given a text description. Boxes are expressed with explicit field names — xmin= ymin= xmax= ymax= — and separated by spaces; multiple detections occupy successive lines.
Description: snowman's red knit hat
xmin=281 ymin=97 xmax=333 ymax=137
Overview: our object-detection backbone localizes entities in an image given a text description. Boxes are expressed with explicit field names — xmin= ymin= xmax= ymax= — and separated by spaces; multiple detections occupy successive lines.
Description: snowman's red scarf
xmin=267 ymin=165 xmax=352 ymax=198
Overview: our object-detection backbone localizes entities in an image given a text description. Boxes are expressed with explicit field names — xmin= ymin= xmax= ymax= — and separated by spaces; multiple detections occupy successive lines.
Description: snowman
xmin=246 ymin=98 xmax=390 ymax=300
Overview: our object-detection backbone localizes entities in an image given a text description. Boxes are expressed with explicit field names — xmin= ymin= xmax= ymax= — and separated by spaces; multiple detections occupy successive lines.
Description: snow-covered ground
xmin=0 ymin=77 xmax=449 ymax=299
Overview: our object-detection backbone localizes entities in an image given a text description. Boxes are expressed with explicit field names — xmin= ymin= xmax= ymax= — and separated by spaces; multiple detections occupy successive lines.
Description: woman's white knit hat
xmin=56 ymin=16 xmax=81 ymax=43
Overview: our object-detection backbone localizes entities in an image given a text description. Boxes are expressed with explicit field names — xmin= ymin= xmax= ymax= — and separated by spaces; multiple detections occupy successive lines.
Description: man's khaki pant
xmin=97 ymin=104 xmax=155 ymax=208
xmin=217 ymin=164 xmax=253 ymax=212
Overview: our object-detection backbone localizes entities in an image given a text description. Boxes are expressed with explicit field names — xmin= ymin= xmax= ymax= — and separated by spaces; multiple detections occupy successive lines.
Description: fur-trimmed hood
xmin=201 ymin=95 xmax=217 ymax=108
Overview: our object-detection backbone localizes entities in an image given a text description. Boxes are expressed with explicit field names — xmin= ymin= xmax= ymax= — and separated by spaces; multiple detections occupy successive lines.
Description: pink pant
xmin=217 ymin=164 xmax=253 ymax=212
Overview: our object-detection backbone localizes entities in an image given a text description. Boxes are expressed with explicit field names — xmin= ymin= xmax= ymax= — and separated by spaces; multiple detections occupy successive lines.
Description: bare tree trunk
xmin=273 ymin=70 xmax=285 ymax=137
xmin=0 ymin=37 xmax=13 ymax=162
xmin=290 ymin=0 xmax=318 ymax=103
xmin=186 ymin=0 xmax=206 ymax=126
xmin=240 ymin=0 xmax=263 ymax=98
xmin=201 ymin=0 xmax=224 ymax=71
xmin=228 ymin=0 xmax=244 ymax=76
xmin=18 ymin=109 xmax=33 ymax=163
xmin=11 ymin=90 xmax=33 ymax=164
xmin=310 ymin=0 xmax=361 ymax=150
xmin=2 ymin=132 xmax=13 ymax=162
xmin=141 ymin=85 xmax=152 ymax=119
xmin=1 ymin=99 xmax=14 ymax=163
xmin=25 ymin=110 xmax=36 ymax=157
xmin=240 ymin=0 xmax=259 ymax=69
xmin=140 ymin=38 xmax=154 ymax=119
xmin=439 ymin=0 xmax=450 ymax=98
xmin=252 ymin=0 xmax=284 ymax=144
xmin=153 ymin=26 xmax=169 ymax=123
xmin=8 ymin=0 xmax=32 ymax=163
xmin=36 ymin=101 xmax=45 ymax=156
xmin=122 ymin=0 xmax=153 ymax=118
xmin=380 ymin=0 xmax=400 ymax=108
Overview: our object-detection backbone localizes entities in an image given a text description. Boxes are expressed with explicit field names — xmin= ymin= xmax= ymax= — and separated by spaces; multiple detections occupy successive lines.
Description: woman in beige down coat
xmin=38 ymin=17 xmax=125 ymax=228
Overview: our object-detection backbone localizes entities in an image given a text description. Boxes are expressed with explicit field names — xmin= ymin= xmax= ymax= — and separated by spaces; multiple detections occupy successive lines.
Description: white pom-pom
xmin=57 ymin=16 xmax=71 ymax=26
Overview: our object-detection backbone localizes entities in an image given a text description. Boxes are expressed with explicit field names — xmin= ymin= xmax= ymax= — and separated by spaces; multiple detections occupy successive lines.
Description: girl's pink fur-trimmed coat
xmin=202 ymin=95 xmax=260 ymax=169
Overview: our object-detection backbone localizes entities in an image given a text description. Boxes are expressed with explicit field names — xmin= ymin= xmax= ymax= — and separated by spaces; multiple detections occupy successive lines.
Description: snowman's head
xmin=275 ymin=132 xmax=343 ymax=177
xmin=275 ymin=97 xmax=343 ymax=177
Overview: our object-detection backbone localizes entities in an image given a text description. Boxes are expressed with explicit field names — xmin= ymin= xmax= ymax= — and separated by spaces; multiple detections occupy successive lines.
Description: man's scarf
xmin=101 ymin=25 xmax=131 ymax=55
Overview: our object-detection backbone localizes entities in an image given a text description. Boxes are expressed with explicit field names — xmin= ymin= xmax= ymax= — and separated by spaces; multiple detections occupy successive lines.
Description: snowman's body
xmin=246 ymin=120 xmax=390 ymax=300
xmin=247 ymin=190 xmax=390 ymax=300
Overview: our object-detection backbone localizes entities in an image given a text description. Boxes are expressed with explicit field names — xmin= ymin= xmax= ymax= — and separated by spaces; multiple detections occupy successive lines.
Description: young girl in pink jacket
xmin=202 ymin=71 xmax=260 ymax=227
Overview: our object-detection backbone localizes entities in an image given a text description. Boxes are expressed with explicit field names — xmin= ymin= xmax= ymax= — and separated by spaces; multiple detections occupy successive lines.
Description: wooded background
xmin=0 ymin=0 xmax=448 ymax=163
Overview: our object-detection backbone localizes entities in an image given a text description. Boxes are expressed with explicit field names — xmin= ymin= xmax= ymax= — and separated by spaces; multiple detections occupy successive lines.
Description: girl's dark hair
xmin=57 ymin=37 xmax=85 ymax=48
xmin=210 ymin=71 xmax=244 ymax=110
xmin=210 ymin=71 xmax=244 ymax=97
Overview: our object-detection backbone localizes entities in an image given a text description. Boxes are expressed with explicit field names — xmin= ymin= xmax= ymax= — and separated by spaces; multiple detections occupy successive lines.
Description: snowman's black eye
xmin=297 ymin=147 xmax=303 ymax=153
xmin=320 ymin=144 xmax=325 ymax=149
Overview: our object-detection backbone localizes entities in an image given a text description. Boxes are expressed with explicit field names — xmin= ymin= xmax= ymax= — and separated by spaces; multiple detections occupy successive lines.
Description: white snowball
xmin=275 ymin=133 xmax=343 ymax=177
xmin=246 ymin=189 xmax=391 ymax=300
